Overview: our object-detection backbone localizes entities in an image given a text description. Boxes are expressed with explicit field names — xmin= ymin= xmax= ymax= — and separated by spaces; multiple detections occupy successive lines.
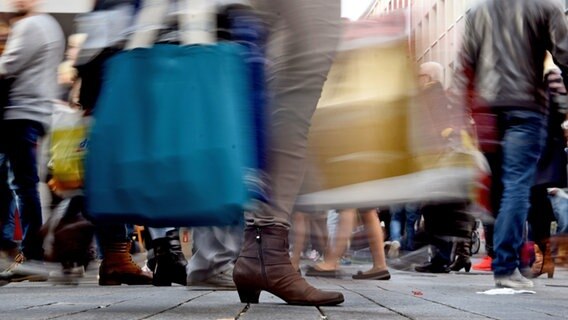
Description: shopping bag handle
xmin=126 ymin=0 xmax=215 ymax=49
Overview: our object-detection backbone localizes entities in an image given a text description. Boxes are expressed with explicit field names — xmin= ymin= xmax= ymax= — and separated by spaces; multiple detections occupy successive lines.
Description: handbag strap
xmin=126 ymin=0 xmax=215 ymax=49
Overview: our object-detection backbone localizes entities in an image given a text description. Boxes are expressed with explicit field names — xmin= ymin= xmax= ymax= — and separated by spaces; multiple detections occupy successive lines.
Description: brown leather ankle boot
xmin=99 ymin=241 xmax=153 ymax=285
xmin=552 ymin=235 xmax=568 ymax=267
xmin=531 ymin=241 xmax=554 ymax=279
xmin=233 ymin=226 xmax=344 ymax=306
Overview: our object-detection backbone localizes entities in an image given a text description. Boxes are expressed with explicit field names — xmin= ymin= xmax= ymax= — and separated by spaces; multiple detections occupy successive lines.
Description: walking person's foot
xmin=352 ymin=267 xmax=390 ymax=280
xmin=494 ymin=269 xmax=534 ymax=289
xmin=0 ymin=253 xmax=48 ymax=285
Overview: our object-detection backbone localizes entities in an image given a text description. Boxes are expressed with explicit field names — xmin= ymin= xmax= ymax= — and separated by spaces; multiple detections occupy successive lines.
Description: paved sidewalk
xmin=0 ymin=258 xmax=567 ymax=320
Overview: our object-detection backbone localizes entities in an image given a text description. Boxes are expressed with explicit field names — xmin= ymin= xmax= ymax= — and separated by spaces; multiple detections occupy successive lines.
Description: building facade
xmin=369 ymin=0 xmax=476 ymax=87
xmin=372 ymin=0 xmax=568 ymax=87
xmin=410 ymin=0 xmax=477 ymax=86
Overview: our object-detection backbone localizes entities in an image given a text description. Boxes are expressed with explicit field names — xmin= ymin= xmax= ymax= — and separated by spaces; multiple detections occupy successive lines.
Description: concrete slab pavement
xmin=0 ymin=259 xmax=567 ymax=320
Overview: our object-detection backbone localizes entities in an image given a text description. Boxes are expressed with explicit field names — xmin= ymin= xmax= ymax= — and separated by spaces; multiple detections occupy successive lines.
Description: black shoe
xmin=152 ymin=230 xmax=188 ymax=286
xmin=414 ymin=261 xmax=450 ymax=273
xmin=449 ymin=256 xmax=471 ymax=272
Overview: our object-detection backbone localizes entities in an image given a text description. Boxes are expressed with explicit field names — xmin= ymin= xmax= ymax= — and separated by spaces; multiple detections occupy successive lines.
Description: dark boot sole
xmin=99 ymin=274 xmax=153 ymax=286
xmin=237 ymin=287 xmax=344 ymax=306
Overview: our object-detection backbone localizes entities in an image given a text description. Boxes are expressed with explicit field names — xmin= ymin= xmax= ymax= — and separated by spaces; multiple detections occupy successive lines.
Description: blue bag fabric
xmin=224 ymin=7 xmax=269 ymax=202
xmin=85 ymin=43 xmax=254 ymax=227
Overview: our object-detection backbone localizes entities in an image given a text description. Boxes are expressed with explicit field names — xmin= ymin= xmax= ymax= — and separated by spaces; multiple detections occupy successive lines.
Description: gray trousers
xmin=186 ymin=225 xmax=243 ymax=282
xmin=149 ymin=225 xmax=243 ymax=280
xmin=245 ymin=0 xmax=342 ymax=229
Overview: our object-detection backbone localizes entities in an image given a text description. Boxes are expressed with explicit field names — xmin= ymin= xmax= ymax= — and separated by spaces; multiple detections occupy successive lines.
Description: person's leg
xmin=313 ymin=209 xmax=356 ymax=271
xmin=244 ymin=0 xmax=342 ymax=228
xmin=527 ymin=186 xmax=555 ymax=278
xmin=0 ymin=159 xmax=18 ymax=255
xmin=146 ymin=227 xmax=174 ymax=260
xmin=387 ymin=205 xmax=404 ymax=258
xmin=148 ymin=227 xmax=187 ymax=286
xmin=0 ymin=201 xmax=17 ymax=255
xmin=493 ymin=110 xmax=545 ymax=286
xmin=326 ymin=210 xmax=340 ymax=247
xmin=527 ymin=186 xmax=553 ymax=247
xmin=3 ymin=120 xmax=44 ymax=261
xmin=415 ymin=204 xmax=452 ymax=273
xmin=549 ymin=189 xmax=568 ymax=234
xmin=449 ymin=211 xmax=476 ymax=272
xmin=96 ymin=221 xmax=152 ymax=286
xmin=360 ymin=209 xmax=388 ymax=272
xmin=290 ymin=212 xmax=307 ymax=271
xmin=474 ymin=150 xmax=503 ymax=271
xmin=404 ymin=204 xmax=420 ymax=251
xmin=52 ymin=196 xmax=96 ymax=271
xmin=389 ymin=205 xmax=404 ymax=243
xmin=186 ymin=225 xmax=243 ymax=288
xmin=486 ymin=151 xmax=503 ymax=258
xmin=309 ymin=212 xmax=328 ymax=257
xmin=234 ymin=0 xmax=344 ymax=306
xmin=548 ymin=189 xmax=568 ymax=267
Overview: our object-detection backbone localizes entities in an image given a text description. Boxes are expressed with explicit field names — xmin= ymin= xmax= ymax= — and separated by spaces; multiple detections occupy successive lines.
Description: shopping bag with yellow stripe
xmin=49 ymin=103 xmax=89 ymax=193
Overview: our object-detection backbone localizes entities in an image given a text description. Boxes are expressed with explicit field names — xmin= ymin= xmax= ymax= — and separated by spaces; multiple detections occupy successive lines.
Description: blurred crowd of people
xmin=0 ymin=0 xmax=567 ymax=309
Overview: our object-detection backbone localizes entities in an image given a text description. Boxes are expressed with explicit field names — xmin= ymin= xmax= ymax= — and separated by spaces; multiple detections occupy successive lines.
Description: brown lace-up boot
xmin=233 ymin=226 xmax=344 ymax=306
xmin=530 ymin=241 xmax=554 ymax=279
xmin=552 ymin=235 xmax=568 ymax=267
xmin=99 ymin=241 xmax=152 ymax=285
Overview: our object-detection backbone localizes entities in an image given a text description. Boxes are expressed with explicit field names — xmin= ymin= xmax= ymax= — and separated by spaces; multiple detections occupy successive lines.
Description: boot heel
xmin=237 ymin=288 xmax=261 ymax=303
xmin=547 ymin=271 xmax=554 ymax=279
xmin=465 ymin=262 xmax=471 ymax=273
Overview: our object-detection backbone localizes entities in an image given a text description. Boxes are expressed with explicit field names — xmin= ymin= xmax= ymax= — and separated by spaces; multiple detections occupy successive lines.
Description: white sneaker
xmin=388 ymin=241 xmax=401 ymax=259
xmin=0 ymin=254 xmax=48 ymax=284
xmin=494 ymin=269 xmax=534 ymax=289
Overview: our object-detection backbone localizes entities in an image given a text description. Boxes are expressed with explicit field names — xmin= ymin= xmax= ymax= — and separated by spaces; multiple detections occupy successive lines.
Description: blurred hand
xmin=547 ymin=70 xmax=567 ymax=95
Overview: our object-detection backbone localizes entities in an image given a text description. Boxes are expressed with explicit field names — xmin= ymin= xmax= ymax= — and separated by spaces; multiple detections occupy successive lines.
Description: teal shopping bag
xmin=85 ymin=43 xmax=254 ymax=227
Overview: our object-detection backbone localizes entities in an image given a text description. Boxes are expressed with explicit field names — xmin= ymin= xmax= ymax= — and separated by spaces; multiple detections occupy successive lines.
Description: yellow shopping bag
xmin=296 ymin=14 xmax=478 ymax=211
xmin=49 ymin=104 xmax=88 ymax=192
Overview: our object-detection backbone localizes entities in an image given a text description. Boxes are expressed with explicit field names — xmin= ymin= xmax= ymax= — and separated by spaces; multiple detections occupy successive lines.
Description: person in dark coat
xmin=413 ymin=62 xmax=476 ymax=274
xmin=527 ymin=64 xmax=568 ymax=279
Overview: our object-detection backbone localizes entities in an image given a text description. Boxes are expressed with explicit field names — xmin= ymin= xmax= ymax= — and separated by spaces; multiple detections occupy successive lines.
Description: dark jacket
xmin=535 ymin=71 xmax=568 ymax=187
xmin=451 ymin=0 xmax=568 ymax=114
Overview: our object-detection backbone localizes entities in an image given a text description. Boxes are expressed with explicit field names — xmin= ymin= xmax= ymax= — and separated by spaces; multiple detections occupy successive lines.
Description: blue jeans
xmin=549 ymin=192 xmax=568 ymax=234
xmin=492 ymin=110 xmax=546 ymax=276
xmin=390 ymin=204 xmax=420 ymax=251
xmin=0 ymin=120 xmax=44 ymax=260
xmin=0 ymin=157 xmax=17 ymax=250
